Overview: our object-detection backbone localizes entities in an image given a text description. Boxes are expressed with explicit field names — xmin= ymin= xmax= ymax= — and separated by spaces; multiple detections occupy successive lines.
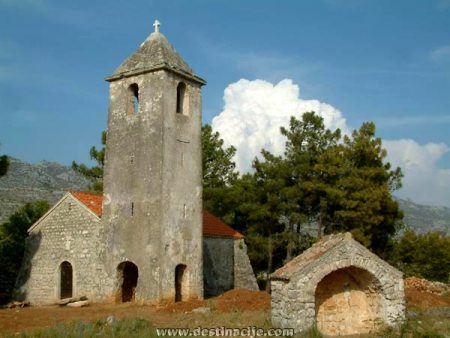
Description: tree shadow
xmin=12 ymin=231 xmax=42 ymax=302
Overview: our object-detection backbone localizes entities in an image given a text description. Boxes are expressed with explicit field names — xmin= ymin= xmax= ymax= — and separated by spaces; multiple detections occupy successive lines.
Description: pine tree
xmin=0 ymin=201 xmax=49 ymax=302
xmin=72 ymin=131 xmax=106 ymax=193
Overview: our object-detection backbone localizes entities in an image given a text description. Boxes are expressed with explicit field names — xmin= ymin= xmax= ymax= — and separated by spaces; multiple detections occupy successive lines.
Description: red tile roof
xmin=203 ymin=210 xmax=243 ymax=238
xmin=71 ymin=191 xmax=103 ymax=217
xmin=70 ymin=192 xmax=243 ymax=239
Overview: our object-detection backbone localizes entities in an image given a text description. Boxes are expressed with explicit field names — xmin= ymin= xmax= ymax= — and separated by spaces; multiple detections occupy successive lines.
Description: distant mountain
xmin=0 ymin=157 xmax=90 ymax=223
xmin=397 ymin=198 xmax=450 ymax=235
xmin=0 ymin=157 xmax=449 ymax=236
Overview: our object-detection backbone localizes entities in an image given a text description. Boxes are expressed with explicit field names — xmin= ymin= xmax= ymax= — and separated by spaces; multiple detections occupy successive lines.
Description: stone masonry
xmin=15 ymin=193 xmax=110 ymax=303
xmin=100 ymin=23 xmax=205 ymax=303
xmin=16 ymin=22 xmax=258 ymax=305
xmin=16 ymin=192 xmax=258 ymax=304
xmin=270 ymin=233 xmax=405 ymax=336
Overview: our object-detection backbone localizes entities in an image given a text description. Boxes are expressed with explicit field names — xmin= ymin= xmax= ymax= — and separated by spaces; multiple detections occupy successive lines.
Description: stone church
xmin=15 ymin=21 xmax=258 ymax=305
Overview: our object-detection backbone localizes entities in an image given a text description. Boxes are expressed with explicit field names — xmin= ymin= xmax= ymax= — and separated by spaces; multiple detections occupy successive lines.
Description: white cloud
xmin=212 ymin=78 xmax=450 ymax=207
xmin=212 ymin=79 xmax=348 ymax=173
xmin=384 ymin=139 xmax=450 ymax=206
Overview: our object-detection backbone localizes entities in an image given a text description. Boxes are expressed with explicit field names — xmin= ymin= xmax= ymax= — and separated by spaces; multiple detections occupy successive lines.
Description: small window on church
xmin=176 ymin=82 xmax=187 ymax=114
xmin=128 ymin=83 xmax=139 ymax=114
xmin=131 ymin=202 xmax=134 ymax=216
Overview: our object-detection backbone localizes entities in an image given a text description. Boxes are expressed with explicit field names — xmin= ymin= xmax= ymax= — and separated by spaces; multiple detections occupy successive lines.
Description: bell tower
xmin=102 ymin=20 xmax=206 ymax=302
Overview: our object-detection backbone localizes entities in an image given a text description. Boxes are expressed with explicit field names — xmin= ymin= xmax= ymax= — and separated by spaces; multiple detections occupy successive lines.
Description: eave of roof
xmin=36 ymin=192 xmax=243 ymax=239
xmin=270 ymin=233 xmax=351 ymax=281
xmin=106 ymin=31 xmax=205 ymax=86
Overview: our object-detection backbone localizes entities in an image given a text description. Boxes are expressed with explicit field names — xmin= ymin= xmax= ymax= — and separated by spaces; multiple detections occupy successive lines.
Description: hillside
xmin=0 ymin=157 xmax=449 ymax=235
xmin=0 ymin=157 xmax=90 ymax=223
xmin=398 ymin=198 xmax=450 ymax=235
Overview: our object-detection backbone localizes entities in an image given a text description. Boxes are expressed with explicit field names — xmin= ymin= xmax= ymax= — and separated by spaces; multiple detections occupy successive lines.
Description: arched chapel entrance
xmin=117 ymin=261 xmax=139 ymax=303
xmin=60 ymin=261 xmax=73 ymax=299
xmin=315 ymin=266 xmax=383 ymax=336
xmin=175 ymin=264 xmax=187 ymax=302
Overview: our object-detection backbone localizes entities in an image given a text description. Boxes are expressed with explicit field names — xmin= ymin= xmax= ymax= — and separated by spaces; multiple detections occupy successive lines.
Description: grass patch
xmin=3 ymin=318 xmax=157 ymax=338
xmin=1 ymin=308 xmax=449 ymax=338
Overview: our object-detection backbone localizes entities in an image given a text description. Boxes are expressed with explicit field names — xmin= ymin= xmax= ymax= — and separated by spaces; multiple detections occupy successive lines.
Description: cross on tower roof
xmin=153 ymin=19 xmax=161 ymax=33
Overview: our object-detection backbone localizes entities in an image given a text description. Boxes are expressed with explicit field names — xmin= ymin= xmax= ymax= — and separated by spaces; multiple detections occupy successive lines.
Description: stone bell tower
xmin=102 ymin=20 xmax=206 ymax=303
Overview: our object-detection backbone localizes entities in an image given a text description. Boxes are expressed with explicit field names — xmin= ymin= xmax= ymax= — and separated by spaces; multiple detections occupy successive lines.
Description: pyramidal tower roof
xmin=106 ymin=20 xmax=205 ymax=84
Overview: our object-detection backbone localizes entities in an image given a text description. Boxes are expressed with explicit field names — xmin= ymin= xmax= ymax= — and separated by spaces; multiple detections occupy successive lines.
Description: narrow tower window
xmin=128 ymin=83 xmax=139 ymax=114
xmin=131 ymin=202 xmax=134 ymax=216
xmin=176 ymin=82 xmax=186 ymax=114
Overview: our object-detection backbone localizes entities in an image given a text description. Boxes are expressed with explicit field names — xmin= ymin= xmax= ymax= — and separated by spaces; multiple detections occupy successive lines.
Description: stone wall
xmin=233 ymin=239 xmax=259 ymax=291
xmin=315 ymin=267 xmax=383 ymax=336
xmin=271 ymin=233 xmax=405 ymax=335
xmin=203 ymin=237 xmax=234 ymax=297
xmin=102 ymin=68 xmax=204 ymax=303
xmin=15 ymin=194 xmax=110 ymax=304
xmin=203 ymin=237 xmax=259 ymax=297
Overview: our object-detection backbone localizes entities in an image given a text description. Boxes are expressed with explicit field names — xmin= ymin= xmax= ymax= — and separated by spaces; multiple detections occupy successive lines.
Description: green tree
xmin=202 ymin=124 xmax=238 ymax=189
xmin=241 ymin=114 xmax=403 ymax=267
xmin=390 ymin=229 xmax=450 ymax=283
xmin=332 ymin=122 xmax=403 ymax=256
xmin=72 ymin=131 xmax=106 ymax=192
xmin=279 ymin=113 xmax=341 ymax=260
xmin=0 ymin=200 xmax=49 ymax=302
xmin=0 ymin=155 xmax=9 ymax=177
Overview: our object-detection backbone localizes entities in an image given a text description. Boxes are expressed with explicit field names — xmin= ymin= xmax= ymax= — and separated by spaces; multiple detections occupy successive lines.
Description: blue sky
xmin=1 ymin=0 xmax=450 ymax=206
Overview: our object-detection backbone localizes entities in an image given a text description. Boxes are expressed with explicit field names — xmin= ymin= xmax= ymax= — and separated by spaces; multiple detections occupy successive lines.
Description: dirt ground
xmin=0 ymin=278 xmax=448 ymax=335
xmin=0 ymin=289 xmax=270 ymax=335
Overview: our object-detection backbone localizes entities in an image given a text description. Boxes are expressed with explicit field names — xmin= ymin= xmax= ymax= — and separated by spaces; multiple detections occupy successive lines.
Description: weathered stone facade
xmin=270 ymin=233 xmax=405 ymax=336
xmin=233 ymin=239 xmax=259 ymax=291
xmin=204 ymin=237 xmax=234 ymax=297
xmin=15 ymin=193 xmax=110 ymax=304
xmin=203 ymin=237 xmax=258 ymax=297
xmin=16 ymin=24 xmax=258 ymax=305
xmin=100 ymin=25 xmax=205 ymax=303
xmin=17 ymin=192 xmax=258 ymax=304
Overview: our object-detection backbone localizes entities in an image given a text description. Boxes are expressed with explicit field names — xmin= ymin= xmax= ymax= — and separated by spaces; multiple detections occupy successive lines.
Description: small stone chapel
xmin=270 ymin=233 xmax=405 ymax=336
xmin=15 ymin=21 xmax=258 ymax=305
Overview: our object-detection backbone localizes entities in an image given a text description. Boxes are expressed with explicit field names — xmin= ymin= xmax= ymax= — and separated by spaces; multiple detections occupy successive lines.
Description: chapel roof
xmin=203 ymin=210 xmax=243 ymax=239
xmin=71 ymin=191 xmax=103 ymax=217
xmin=106 ymin=21 xmax=205 ymax=84
xmin=270 ymin=232 xmax=401 ymax=281
xmin=270 ymin=233 xmax=355 ymax=280
xmin=70 ymin=191 xmax=242 ymax=239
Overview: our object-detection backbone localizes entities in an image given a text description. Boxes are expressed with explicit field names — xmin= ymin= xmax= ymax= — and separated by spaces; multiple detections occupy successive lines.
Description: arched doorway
xmin=315 ymin=266 xmax=383 ymax=336
xmin=117 ymin=261 xmax=138 ymax=302
xmin=175 ymin=264 xmax=187 ymax=302
xmin=60 ymin=261 xmax=73 ymax=299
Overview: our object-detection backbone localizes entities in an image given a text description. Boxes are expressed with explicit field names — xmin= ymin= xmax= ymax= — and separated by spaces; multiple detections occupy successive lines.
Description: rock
xmin=6 ymin=301 xmax=30 ymax=309
xmin=66 ymin=300 xmax=89 ymax=307
xmin=106 ymin=315 xmax=117 ymax=325
xmin=58 ymin=297 xmax=76 ymax=305
xmin=57 ymin=296 xmax=88 ymax=306
xmin=192 ymin=307 xmax=211 ymax=314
